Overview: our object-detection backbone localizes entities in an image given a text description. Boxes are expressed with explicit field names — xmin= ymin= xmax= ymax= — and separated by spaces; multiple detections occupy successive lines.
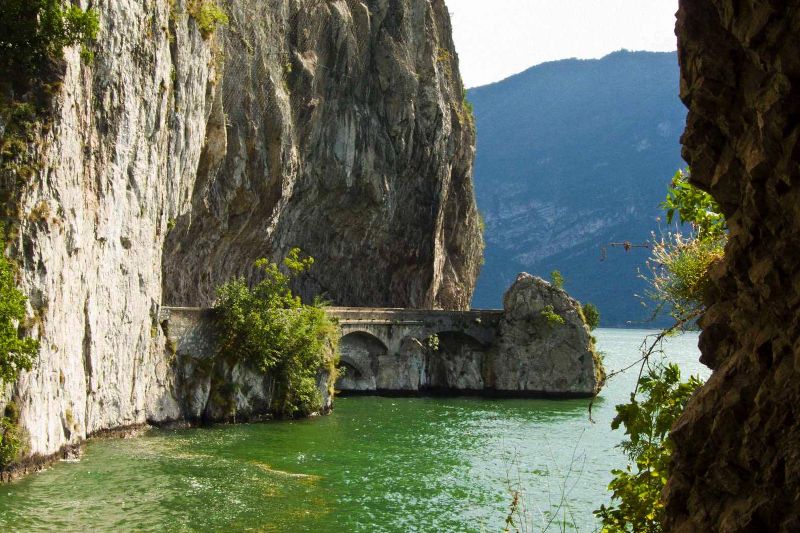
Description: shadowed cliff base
xmin=666 ymin=1 xmax=800 ymax=531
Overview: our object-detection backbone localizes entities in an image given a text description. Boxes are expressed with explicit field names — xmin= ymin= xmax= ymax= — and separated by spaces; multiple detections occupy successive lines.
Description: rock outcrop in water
xmin=489 ymin=273 xmax=604 ymax=395
xmin=331 ymin=273 xmax=604 ymax=397
xmin=0 ymin=0 xmax=481 ymax=469
xmin=665 ymin=1 xmax=800 ymax=531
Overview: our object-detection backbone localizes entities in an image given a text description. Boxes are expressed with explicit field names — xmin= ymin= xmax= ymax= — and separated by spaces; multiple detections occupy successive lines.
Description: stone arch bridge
xmin=161 ymin=288 xmax=601 ymax=399
xmin=327 ymin=307 xmax=503 ymax=393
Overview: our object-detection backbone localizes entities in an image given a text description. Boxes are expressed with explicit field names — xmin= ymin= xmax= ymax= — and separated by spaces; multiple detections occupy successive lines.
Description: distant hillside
xmin=468 ymin=50 xmax=687 ymax=326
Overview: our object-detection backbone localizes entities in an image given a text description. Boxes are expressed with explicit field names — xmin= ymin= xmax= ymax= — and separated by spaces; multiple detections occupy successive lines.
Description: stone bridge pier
xmin=327 ymin=307 xmax=504 ymax=393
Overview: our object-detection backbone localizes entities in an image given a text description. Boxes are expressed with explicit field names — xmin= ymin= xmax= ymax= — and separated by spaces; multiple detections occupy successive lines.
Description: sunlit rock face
xmin=3 ymin=0 xmax=480 ymax=463
xmin=666 ymin=2 xmax=800 ymax=531
xmin=489 ymin=273 xmax=604 ymax=396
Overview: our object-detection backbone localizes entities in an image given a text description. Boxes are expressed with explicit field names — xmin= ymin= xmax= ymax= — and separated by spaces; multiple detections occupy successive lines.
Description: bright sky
xmin=447 ymin=0 xmax=679 ymax=87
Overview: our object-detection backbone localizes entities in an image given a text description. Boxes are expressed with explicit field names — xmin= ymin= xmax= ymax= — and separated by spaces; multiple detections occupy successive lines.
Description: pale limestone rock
xmin=3 ymin=0 xmax=479 ymax=462
xmin=488 ymin=273 xmax=604 ymax=396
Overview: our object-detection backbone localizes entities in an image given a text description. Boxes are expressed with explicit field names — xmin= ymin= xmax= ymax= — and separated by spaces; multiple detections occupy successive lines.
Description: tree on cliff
xmin=0 ymin=0 xmax=98 ymax=74
xmin=214 ymin=249 xmax=339 ymax=419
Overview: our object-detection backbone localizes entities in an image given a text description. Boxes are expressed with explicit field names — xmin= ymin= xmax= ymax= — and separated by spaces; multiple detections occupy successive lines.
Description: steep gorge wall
xmin=2 ymin=0 xmax=479 ymax=463
xmin=666 ymin=2 xmax=800 ymax=531
xmin=162 ymin=0 xmax=482 ymax=310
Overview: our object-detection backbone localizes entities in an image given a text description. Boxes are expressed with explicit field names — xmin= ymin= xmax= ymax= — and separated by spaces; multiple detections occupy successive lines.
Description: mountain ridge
xmin=469 ymin=50 xmax=687 ymax=326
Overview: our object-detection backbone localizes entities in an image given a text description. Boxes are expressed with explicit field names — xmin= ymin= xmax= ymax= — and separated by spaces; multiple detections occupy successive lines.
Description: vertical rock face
xmin=7 ymin=0 xmax=216 ymax=460
xmin=2 ymin=0 xmax=480 ymax=462
xmin=162 ymin=0 xmax=482 ymax=310
xmin=667 ymin=2 xmax=800 ymax=531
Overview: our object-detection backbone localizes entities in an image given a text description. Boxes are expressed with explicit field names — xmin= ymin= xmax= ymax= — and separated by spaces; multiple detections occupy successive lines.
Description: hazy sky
xmin=447 ymin=0 xmax=679 ymax=87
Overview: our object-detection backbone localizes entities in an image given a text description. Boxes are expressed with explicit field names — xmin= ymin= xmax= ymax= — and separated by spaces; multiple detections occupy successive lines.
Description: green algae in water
xmin=0 ymin=330 xmax=707 ymax=532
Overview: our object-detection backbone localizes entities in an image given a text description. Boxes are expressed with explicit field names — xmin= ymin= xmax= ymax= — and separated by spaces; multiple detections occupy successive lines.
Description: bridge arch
xmin=426 ymin=331 xmax=488 ymax=390
xmin=336 ymin=331 xmax=388 ymax=391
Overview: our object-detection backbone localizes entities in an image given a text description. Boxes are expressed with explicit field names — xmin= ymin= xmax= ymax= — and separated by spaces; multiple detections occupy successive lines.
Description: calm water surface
xmin=0 ymin=329 xmax=709 ymax=532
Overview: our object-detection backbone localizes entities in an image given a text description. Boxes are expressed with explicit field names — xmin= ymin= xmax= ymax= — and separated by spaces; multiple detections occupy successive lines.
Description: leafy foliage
xmin=662 ymin=169 xmax=726 ymax=240
xmin=595 ymin=363 xmax=703 ymax=532
xmin=0 ymin=0 xmax=99 ymax=72
xmin=462 ymin=88 xmax=475 ymax=118
xmin=582 ymin=302 xmax=600 ymax=331
xmin=214 ymin=249 xmax=339 ymax=419
xmin=540 ymin=304 xmax=565 ymax=326
xmin=424 ymin=333 xmax=439 ymax=352
xmin=1 ymin=2 xmax=98 ymax=228
xmin=596 ymin=167 xmax=723 ymax=531
xmin=645 ymin=168 xmax=727 ymax=323
xmin=0 ymin=401 xmax=24 ymax=468
xmin=187 ymin=0 xmax=228 ymax=39
xmin=645 ymin=233 xmax=725 ymax=322
xmin=549 ymin=270 xmax=564 ymax=290
xmin=0 ymin=232 xmax=38 ymax=386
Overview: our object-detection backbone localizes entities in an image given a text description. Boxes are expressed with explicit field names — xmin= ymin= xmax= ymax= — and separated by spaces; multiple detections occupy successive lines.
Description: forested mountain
xmin=469 ymin=50 xmax=686 ymax=326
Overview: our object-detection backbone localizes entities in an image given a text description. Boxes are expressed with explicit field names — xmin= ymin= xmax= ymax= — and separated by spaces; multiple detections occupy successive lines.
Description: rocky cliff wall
xmin=666 ymin=2 xmax=800 ymax=531
xmin=2 ymin=0 xmax=479 ymax=464
xmin=161 ymin=0 xmax=482 ymax=310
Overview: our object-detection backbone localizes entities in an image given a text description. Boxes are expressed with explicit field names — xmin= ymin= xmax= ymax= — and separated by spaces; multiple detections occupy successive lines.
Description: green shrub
xmin=662 ymin=169 xmax=726 ymax=239
xmin=639 ymin=168 xmax=728 ymax=324
xmin=0 ymin=0 xmax=99 ymax=73
xmin=424 ymin=333 xmax=439 ymax=352
xmin=462 ymin=88 xmax=475 ymax=117
xmin=540 ymin=304 xmax=564 ymax=327
xmin=549 ymin=270 xmax=564 ymax=290
xmin=0 ymin=402 xmax=23 ymax=468
xmin=0 ymin=232 xmax=39 ymax=386
xmin=187 ymin=0 xmax=228 ymax=39
xmin=596 ymin=168 xmax=724 ymax=531
xmin=645 ymin=232 xmax=725 ymax=322
xmin=595 ymin=364 xmax=703 ymax=532
xmin=214 ymin=249 xmax=339 ymax=419
xmin=582 ymin=302 xmax=600 ymax=331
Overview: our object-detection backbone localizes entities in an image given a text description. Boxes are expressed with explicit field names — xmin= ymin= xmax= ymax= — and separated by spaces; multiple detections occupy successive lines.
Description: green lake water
xmin=0 ymin=329 xmax=708 ymax=532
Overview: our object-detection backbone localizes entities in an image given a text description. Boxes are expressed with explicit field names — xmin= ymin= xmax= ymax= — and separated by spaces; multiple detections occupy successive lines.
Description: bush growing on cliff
xmin=540 ymin=304 xmax=565 ymax=327
xmin=0 ymin=401 xmax=24 ymax=468
xmin=0 ymin=0 xmax=99 ymax=73
xmin=214 ymin=249 xmax=339 ymax=418
xmin=645 ymin=232 xmax=725 ymax=322
xmin=549 ymin=270 xmax=565 ymax=290
xmin=644 ymin=169 xmax=727 ymax=324
xmin=582 ymin=302 xmax=600 ymax=331
xmin=596 ymin=169 xmax=721 ymax=531
xmin=0 ymin=232 xmax=38 ymax=386
xmin=187 ymin=0 xmax=228 ymax=39
xmin=595 ymin=363 xmax=703 ymax=532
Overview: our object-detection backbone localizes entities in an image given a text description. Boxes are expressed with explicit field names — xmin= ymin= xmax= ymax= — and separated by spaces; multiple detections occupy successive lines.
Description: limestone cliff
xmin=161 ymin=0 xmax=482 ymax=310
xmin=666 ymin=1 xmax=800 ymax=531
xmin=1 ymin=0 xmax=480 ymax=465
